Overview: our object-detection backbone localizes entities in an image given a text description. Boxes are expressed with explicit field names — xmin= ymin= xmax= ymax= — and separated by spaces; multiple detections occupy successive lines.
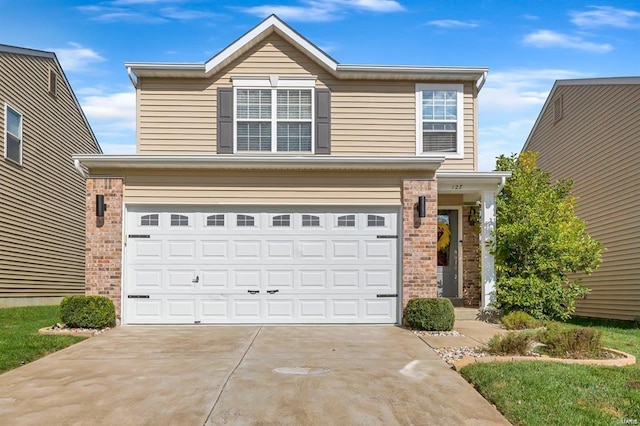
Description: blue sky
xmin=1 ymin=0 xmax=639 ymax=170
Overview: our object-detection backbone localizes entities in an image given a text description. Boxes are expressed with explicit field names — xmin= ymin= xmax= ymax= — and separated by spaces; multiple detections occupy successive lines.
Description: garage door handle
xmin=192 ymin=276 xmax=199 ymax=283
xmin=247 ymin=290 xmax=260 ymax=294
xmin=267 ymin=290 xmax=279 ymax=294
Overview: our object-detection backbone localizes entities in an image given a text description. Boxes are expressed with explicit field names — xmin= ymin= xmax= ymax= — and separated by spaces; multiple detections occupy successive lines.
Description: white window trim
xmin=232 ymin=76 xmax=315 ymax=154
xmin=415 ymin=84 xmax=464 ymax=159
xmin=4 ymin=103 xmax=23 ymax=166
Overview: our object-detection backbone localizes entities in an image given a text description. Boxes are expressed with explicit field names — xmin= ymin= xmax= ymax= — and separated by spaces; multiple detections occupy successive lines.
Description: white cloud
xmin=570 ymin=6 xmax=640 ymax=28
xmin=78 ymin=89 xmax=136 ymax=150
xmin=477 ymin=69 xmax=592 ymax=171
xmin=243 ymin=0 xmax=403 ymax=22
xmin=51 ymin=42 xmax=105 ymax=72
xmin=79 ymin=1 xmax=219 ymax=23
xmin=426 ymin=19 xmax=479 ymax=29
xmin=522 ymin=29 xmax=613 ymax=53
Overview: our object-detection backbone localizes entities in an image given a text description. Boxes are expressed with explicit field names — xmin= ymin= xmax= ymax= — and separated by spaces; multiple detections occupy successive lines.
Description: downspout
xmin=497 ymin=175 xmax=506 ymax=193
xmin=127 ymin=66 xmax=137 ymax=89
xmin=73 ymin=158 xmax=87 ymax=178
xmin=476 ymin=71 xmax=488 ymax=92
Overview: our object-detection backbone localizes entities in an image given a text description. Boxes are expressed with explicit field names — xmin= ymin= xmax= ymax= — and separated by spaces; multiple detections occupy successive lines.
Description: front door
xmin=437 ymin=210 xmax=458 ymax=298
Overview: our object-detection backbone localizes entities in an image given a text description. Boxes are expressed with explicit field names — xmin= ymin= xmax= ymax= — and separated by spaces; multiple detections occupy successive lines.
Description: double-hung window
xmin=4 ymin=104 xmax=23 ymax=165
xmin=234 ymin=77 xmax=314 ymax=153
xmin=416 ymin=84 xmax=463 ymax=158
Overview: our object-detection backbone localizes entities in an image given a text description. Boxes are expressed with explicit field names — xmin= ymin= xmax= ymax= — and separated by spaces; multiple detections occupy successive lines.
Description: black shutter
xmin=217 ymin=87 xmax=233 ymax=154
xmin=315 ymin=88 xmax=331 ymax=154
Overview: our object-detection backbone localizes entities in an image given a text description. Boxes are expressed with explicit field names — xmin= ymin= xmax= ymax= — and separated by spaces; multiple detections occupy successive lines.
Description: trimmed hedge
xmin=60 ymin=296 xmax=116 ymax=329
xmin=403 ymin=298 xmax=455 ymax=331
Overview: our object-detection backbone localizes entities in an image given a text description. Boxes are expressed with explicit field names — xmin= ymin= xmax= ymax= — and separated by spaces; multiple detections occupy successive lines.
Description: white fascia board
xmin=436 ymin=171 xmax=511 ymax=194
xmin=204 ymin=15 xmax=338 ymax=75
xmin=73 ymin=155 xmax=445 ymax=173
xmin=337 ymin=64 xmax=488 ymax=80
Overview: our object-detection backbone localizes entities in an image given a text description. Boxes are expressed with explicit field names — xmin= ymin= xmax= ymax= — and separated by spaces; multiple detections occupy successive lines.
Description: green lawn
xmin=461 ymin=319 xmax=640 ymax=426
xmin=0 ymin=305 xmax=86 ymax=374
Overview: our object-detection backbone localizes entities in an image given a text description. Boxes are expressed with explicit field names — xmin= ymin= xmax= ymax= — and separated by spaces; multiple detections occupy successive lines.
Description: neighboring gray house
xmin=0 ymin=44 xmax=102 ymax=307
xmin=523 ymin=77 xmax=640 ymax=321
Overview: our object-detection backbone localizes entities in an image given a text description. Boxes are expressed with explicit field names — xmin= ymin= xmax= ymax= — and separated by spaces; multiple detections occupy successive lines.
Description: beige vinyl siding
xmin=525 ymin=83 xmax=640 ymax=320
xmin=0 ymin=52 xmax=100 ymax=298
xmin=137 ymin=34 xmax=477 ymax=172
xmin=121 ymin=169 xmax=405 ymax=205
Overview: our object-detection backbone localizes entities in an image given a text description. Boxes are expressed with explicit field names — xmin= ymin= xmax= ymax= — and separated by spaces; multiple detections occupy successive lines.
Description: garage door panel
xmin=233 ymin=240 xmax=261 ymax=258
xmin=266 ymin=240 xmax=295 ymax=259
xmin=167 ymin=240 xmax=196 ymax=259
xmin=233 ymin=299 xmax=261 ymax=320
xmin=201 ymin=240 xmax=228 ymax=259
xmin=200 ymin=269 xmax=229 ymax=288
xmin=299 ymin=240 xmax=327 ymax=259
xmin=200 ymin=298 xmax=229 ymax=320
xmin=266 ymin=270 xmax=295 ymax=288
xmin=234 ymin=270 xmax=261 ymax=288
xmin=126 ymin=208 xmax=398 ymax=324
xmin=299 ymin=299 xmax=328 ymax=319
xmin=167 ymin=270 xmax=197 ymax=289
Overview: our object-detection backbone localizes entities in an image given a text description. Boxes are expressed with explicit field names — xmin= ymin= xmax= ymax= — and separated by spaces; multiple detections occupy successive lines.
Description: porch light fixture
xmin=417 ymin=196 xmax=426 ymax=218
xmin=96 ymin=194 xmax=107 ymax=218
xmin=468 ymin=206 xmax=478 ymax=226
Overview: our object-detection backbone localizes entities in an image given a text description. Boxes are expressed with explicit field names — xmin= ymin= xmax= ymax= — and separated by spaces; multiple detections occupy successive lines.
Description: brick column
xmin=402 ymin=179 xmax=438 ymax=306
xmin=462 ymin=205 xmax=481 ymax=307
xmin=86 ymin=178 xmax=123 ymax=319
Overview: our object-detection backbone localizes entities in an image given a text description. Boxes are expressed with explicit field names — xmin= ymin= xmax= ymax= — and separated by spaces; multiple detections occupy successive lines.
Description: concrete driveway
xmin=0 ymin=326 xmax=509 ymax=425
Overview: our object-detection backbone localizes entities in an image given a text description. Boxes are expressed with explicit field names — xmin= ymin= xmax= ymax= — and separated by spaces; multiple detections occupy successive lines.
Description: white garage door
xmin=124 ymin=207 xmax=399 ymax=324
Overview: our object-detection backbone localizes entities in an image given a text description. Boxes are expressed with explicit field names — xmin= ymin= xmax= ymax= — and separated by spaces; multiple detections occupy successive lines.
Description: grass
xmin=0 ymin=305 xmax=86 ymax=374
xmin=461 ymin=318 xmax=640 ymax=426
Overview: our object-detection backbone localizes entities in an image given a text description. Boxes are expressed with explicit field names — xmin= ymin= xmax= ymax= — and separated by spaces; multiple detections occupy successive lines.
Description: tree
xmin=492 ymin=152 xmax=602 ymax=320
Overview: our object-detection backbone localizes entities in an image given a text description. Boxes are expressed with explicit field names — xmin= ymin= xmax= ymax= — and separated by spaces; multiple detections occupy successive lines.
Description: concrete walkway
xmin=420 ymin=320 xmax=508 ymax=348
xmin=0 ymin=325 xmax=510 ymax=425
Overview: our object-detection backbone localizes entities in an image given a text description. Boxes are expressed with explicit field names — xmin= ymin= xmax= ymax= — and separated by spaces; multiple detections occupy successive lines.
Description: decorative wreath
xmin=437 ymin=220 xmax=451 ymax=252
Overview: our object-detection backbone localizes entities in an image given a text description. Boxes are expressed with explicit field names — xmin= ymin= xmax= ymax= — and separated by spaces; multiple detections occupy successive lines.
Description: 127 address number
xmin=451 ymin=185 xmax=463 ymax=190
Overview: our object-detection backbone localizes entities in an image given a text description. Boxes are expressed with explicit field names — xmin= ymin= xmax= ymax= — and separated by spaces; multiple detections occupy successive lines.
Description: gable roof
xmin=126 ymin=15 xmax=488 ymax=88
xmin=522 ymin=76 xmax=640 ymax=152
xmin=0 ymin=43 xmax=103 ymax=153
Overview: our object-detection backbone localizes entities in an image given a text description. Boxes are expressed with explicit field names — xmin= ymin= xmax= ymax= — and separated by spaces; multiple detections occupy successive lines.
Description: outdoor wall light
xmin=96 ymin=194 xmax=107 ymax=218
xmin=417 ymin=196 xmax=426 ymax=218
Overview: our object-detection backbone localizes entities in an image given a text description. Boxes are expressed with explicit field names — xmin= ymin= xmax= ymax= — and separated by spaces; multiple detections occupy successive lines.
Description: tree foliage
xmin=493 ymin=152 xmax=602 ymax=320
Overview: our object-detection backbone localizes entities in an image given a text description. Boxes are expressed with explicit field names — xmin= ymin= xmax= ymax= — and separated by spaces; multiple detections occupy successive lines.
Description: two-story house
xmin=1 ymin=44 xmax=102 ymax=308
xmin=73 ymin=16 xmax=509 ymax=324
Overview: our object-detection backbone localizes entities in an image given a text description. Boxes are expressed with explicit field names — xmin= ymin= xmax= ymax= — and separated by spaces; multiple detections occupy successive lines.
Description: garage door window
xmin=367 ymin=215 xmax=385 ymax=227
xmin=170 ymin=214 xmax=189 ymax=227
xmin=337 ymin=215 xmax=356 ymax=227
xmin=237 ymin=214 xmax=255 ymax=227
xmin=272 ymin=214 xmax=291 ymax=227
xmin=302 ymin=214 xmax=320 ymax=227
xmin=206 ymin=214 xmax=225 ymax=227
xmin=140 ymin=214 xmax=159 ymax=226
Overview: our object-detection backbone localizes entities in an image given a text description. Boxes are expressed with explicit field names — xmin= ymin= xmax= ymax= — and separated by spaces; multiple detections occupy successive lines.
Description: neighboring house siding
xmin=525 ymin=83 xmax=640 ymax=321
xmin=117 ymin=170 xmax=407 ymax=205
xmin=0 ymin=52 xmax=99 ymax=299
xmin=137 ymin=34 xmax=476 ymax=171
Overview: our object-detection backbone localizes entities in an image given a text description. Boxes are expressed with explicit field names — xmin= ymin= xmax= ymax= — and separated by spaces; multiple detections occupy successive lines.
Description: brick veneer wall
xmin=86 ymin=178 xmax=123 ymax=319
xmin=462 ymin=205 xmax=481 ymax=307
xmin=402 ymin=179 xmax=438 ymax=306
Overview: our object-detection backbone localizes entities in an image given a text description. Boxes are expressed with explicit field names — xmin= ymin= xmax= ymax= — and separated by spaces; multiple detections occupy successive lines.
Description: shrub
xmin=537 ymin=325 xmax=603 ymax=358
xmin=403 ymin=298 xmax=454 ymax=331
xmin=501 ymin=310 xmax=543 ymax=330
xmin=60 ymin=296 xmax=116 ymax=329
xmin=484 ymin=332 xmax=532 ymax=356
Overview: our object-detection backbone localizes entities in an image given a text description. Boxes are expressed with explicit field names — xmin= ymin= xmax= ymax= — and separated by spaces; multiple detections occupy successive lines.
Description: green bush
xmin=501 ymin=310 xmax=543 ymax=330
xmin=403 ymin=298 xmax=454 ymax=331
xmin=484 ymin=332 xmax=532 ymax=355
xmin=537 ymin=325 xmax=603 ymax=358
xmin=60 ymin=296 xmax=116 ymax=329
